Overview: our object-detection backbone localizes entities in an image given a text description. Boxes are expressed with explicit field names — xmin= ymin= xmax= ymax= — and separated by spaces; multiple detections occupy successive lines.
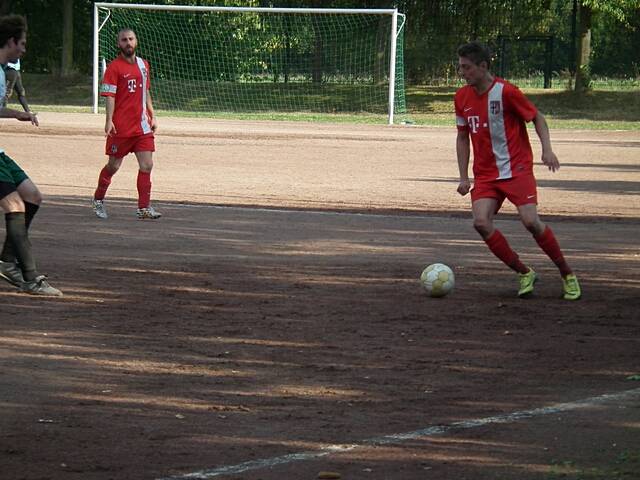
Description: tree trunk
xmin=373 ymin=16 xmax=387 ymax=86
xmin=283 ymin=18 xmax=290 ymax=84
xmin=61 ymin=0 xmax=74 ymax=76
xmin=574 ymin=2 xmax=592 ymax=93
xmin=311 ymin=0 xmax=323 ymax=85
xmin=569 ymin=0 xmax=578 ymax=76
xmin=312 ymin=26 xmax=323 ymax=85
xmin=0 ymin=0 xmax=13 ymax=15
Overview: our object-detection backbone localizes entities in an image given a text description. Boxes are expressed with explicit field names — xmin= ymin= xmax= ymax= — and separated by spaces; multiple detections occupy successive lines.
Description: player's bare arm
xmin=146 ymin=91 xmax=157 ymax=132
xmin=456 ymin=129 xmax=471 ymax=195
xmin=104 ymin=96 xmax=117 ymax=136
xmin=0 ymin=106 xmax=38 ymax=126
xmin=532 ymin=111 xmax=559 ymax=172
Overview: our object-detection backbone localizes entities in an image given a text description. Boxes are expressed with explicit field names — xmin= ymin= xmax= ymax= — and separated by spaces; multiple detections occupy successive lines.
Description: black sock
xmin=4 ymin=212 xmax=37 ymax=281
xmin=1 ymin=202 xmax=39 ymax=263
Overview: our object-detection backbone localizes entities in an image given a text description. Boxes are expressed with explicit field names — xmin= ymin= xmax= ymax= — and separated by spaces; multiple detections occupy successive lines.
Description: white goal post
xmin=93 ymin=3 xmax=406 ymax=124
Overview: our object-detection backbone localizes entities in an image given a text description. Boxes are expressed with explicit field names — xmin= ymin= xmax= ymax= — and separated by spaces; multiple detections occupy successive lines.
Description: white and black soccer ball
xmin=420 ymin=263 xmax=455 ymax=298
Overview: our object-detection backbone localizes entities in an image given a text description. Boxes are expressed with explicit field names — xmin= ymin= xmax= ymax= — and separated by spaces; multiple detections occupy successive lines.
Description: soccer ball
xmin=420 ymin=263 xmax=455 ymax=298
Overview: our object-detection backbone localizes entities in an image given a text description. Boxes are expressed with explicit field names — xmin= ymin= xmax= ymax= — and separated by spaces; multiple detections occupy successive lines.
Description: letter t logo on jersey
xmin=128 ymin=79 xmax=136 ymax=93
xmin=467 ymin=115 xmax=480 ymax=133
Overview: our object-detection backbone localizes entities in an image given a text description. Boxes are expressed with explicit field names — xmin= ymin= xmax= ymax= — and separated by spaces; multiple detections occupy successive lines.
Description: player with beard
xmin=92 ymin=28 xmax=161 ymax=220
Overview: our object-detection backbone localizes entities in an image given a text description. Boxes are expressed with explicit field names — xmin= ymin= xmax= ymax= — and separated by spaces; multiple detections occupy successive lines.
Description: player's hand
xmin=150 ymin=117 xmax=158 ymax=132
xmin=542 ymin=150 xmax=560 ymax=172
xmin=105 ymin=121 xmax=117 ymax=137
xmin=457 ymin=179 xmax=471 ymax=196
xmin=17 ymin=111 xmax=38 ymax=126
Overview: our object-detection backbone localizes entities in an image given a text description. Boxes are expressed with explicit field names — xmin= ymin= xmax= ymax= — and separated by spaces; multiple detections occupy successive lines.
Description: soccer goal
xmin=93 ymin=3 xmax=406 ymax=124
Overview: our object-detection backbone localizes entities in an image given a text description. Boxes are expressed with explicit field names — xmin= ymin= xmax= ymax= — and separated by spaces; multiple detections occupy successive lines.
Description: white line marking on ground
xmin=157 ymin=388 xmax=640 ymax=479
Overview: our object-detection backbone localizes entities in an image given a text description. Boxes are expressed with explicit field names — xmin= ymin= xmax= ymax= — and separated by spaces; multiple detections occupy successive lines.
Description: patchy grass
xmin=404 ymin=85 xmax=640 ymax=129
xmin=546 ymin=450 xmax=640 ymax=479
xmin=19 ymin=73 xmax=92 ymax=106
xmin=15 ymin=73 xmax=639 ymax=130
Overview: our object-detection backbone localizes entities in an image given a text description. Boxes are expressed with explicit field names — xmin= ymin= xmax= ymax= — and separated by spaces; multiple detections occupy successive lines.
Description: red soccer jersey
xmin=455 ymin=78 xmax=537 ymax=181
xmin=100 ymin=56 xmax=153 ymax=138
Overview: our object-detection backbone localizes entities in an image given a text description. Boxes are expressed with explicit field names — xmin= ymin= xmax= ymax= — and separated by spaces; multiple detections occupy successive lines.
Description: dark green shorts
xmin=0 ymin=152 xmax=29 ymax=186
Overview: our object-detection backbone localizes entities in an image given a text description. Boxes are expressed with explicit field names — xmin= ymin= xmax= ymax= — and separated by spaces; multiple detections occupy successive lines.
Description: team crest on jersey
xmin=490 ymin=101 xmax=501 ymax=115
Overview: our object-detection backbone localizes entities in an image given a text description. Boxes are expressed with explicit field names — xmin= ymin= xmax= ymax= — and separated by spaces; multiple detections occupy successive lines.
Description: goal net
xmin=93 ymin=3 xmax=407 ymax=124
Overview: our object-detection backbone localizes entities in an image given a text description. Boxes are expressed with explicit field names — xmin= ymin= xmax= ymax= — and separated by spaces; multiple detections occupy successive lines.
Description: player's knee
xmin=522 ymin=217 xmax=541 ymax=234
xmin=29 ymin=190 xmax=43 ymax=205
xmin=138 ymin=158 xmax=153 ymax=172
xmin=473 ymin=219 xmax=492 ymax=237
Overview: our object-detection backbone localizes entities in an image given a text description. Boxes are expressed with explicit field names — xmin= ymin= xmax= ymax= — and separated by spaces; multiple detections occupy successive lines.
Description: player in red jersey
xmin=454 ymin=41 xmax=581 ymax=300
xmin=92 ymin=28 xmax=161 ymax=220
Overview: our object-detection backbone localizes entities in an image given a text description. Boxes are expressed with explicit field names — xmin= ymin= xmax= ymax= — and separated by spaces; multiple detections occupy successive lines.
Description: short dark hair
xmin=117 ymin=28 xmax=136 ymax=38
xmin=0 ymin=15 xmax=27 ymax=49
xmin=457 ymin=41 xmax=491 ymax=69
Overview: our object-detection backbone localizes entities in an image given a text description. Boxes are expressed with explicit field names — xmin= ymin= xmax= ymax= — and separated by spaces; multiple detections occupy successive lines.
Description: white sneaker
xmin=92 ymin=199 xmax=108 ymax=219
xmin=136 ymin=206 xmax=162 ymax=219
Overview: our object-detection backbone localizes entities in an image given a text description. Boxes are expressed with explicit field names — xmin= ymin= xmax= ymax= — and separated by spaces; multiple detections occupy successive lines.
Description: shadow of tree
xmin=525 ymin=90 xmax=640 ymax=122
xmin=1 ymin=196 xmax=638 ymax=479
xmin=536 ymin=178 xmax=640 ymax=195
xmin=405 ymin=87 xmax=640 ymax=123
xmin=398 ymin=176 xmax=640 ymax=197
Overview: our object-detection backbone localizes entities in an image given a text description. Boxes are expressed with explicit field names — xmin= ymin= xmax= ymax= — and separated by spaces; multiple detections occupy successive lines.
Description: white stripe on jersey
xmin=136 ymin=57 xmax=152 ymax=135
xmin=487 ymin=82 xmax=512 ymax=179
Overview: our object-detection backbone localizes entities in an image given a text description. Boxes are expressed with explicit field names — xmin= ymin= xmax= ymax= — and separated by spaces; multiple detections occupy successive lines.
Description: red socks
xmin=94 ymin=166 xmax=113 ymax=201
xmin=137 ymin=170 xmax=152 ymax=208
xmin=534 ymin=226 xmax=572 ymax=277
xmin=485 ymin=227 xmax=572 ymax=277
xmin=95 ymin=168 xmax=153 ymax=209
xmin=485 ymin=230 xmax=529 ymax=274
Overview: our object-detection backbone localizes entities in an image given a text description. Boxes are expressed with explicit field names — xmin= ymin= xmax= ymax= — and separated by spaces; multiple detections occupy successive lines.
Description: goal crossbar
xmin=94 ymin=3 xmax=398 ymax=15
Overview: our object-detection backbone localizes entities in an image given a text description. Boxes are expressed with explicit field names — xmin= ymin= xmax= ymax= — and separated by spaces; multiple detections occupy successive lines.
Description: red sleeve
xmin=505 ymin=84 xmax=537 ymax=122
xmin=100 ymin=61 xmax=118 ymax=97
xmin=454 ymin=91 xmax=468 ymax=131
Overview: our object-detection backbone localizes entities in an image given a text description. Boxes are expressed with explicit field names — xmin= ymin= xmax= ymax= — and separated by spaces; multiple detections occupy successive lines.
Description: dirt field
xmin=1 ymin=113 xmax=639 ymax=480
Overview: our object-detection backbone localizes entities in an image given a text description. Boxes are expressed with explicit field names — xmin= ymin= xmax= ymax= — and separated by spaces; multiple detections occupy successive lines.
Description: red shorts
xmin=105 ymin=133 xmax=155 ymax=158
xmin=471 ymin=173 xmax=538 ymax=211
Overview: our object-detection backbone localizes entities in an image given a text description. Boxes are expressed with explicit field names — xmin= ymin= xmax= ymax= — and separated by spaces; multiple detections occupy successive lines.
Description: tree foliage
xmin=1 ymin=0 xmax=638 ymax=82
xmin=582 ymin=0 xmax=640 ymax=25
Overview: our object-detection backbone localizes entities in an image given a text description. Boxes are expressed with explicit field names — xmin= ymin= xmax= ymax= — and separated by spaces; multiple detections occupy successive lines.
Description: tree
xmin=574 ymin=0 xmax=640 ymax=92
xmin=575 ymin=1 xmax=592 ymax=92
xmin=61 ymin=0 xmax=74 ymax=76
xmin=0 ymin=0 xmax=13 ymax=15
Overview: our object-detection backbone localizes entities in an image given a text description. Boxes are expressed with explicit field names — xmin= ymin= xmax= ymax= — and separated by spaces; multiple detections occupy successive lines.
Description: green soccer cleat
xmin=518 ymin=268 xmax=537 ymax=298
xmin=562 ymin=273 xmax=581 ymax=300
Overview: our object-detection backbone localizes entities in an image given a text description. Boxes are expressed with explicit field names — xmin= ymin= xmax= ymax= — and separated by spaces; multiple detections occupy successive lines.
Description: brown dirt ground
xmin=1 ymin=113 xmax=639 ymax=480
